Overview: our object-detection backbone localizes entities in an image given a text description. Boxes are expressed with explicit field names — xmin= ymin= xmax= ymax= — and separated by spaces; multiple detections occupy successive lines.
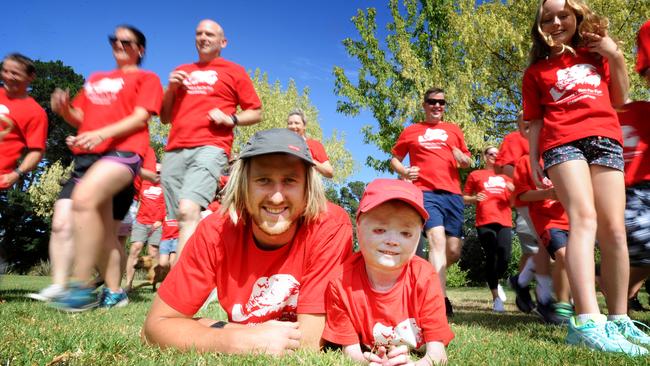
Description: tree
xmin=334 ymin=0 xmax=650 ymax=172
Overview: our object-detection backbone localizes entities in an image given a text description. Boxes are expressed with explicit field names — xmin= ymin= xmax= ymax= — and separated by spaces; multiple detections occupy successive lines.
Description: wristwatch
xmin=14 ymin=167 xmax=25 ymax=178
xmin=231 ymin=114 xmax=239 ymax=126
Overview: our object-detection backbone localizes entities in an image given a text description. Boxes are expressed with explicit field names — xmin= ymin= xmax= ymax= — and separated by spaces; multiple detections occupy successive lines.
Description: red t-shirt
xmin=618 ymin=102 xmax=650 ymax=187
xmin=464 ymin=169 xmax=513 ymax=227
xmin=392 ymin=121 xmax=471 ymax=194
xmin=522 ymin=49 xmax=622 ymax=154
xmin=157 ymin=202 xmax=353 ymax=322
xmin=0 ymin=88 xmax=48 ymax=175
xmin=161 ymin=218 xmax=179 ymax=241
xmin=495 ymin=131 xmax=529 ymax=168
xmin=513 ymin=155 xmax=569 ymax=236
xmin=322 ymin=254 xmax=454 ymax=349
xmin=206 ymin=200 xmax=221 ymax=213
xmin=135 ymin=180 xmax=165 ymax=225
xmin=165 ymin=58 xmax=262 ymax=155
xmin=306 ymin=138 xmax=329 ymax=163
xmin=636 ymin=20 xmax=650 ymax=74
xmin=71 ymin=69 xmax=162 ymax=157
xmin=133 ymin=146 xmax=158 ymax=201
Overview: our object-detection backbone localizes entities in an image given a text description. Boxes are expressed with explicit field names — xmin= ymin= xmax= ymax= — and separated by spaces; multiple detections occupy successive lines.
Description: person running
xmin=287 ymin=109 xmax=334 ymax=178
xmin=143 ymin=128 xmax=353 ymax=354
xmin=160 ymin=19 xmax=262 ymax=262
xmin=391 ymin=87 xmax=471 ymax=317
xmin=463 ymin=146 xmax=513 ymax=313
xmin=0 ymin=53 xmax=48 ymax=283
xmin=323 ymin=179 xmax=453 ymax=365
xmin=49 ymin=25 xmax=162 ymax=312
xmin=523 ymin=0 xmax=648 ymax=354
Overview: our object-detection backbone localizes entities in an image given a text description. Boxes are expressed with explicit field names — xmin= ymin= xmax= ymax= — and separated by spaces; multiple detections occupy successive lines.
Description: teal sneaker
xmin=614 ymin=317 xmax=650 ymax=346
xmin=49 ymin=282 xmax=99 ymax=313
xmin=99 ymin=287 xmax=129 ymax=309
xmin=566 ymin=316 xmax=648 ymax=356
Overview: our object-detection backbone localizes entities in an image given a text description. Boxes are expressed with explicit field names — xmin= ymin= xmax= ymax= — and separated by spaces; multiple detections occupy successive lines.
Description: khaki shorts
xmin=161 ymin=146 xmax=228 ymax=219
xmin=131 ymin=221 xmax=163 ymax=246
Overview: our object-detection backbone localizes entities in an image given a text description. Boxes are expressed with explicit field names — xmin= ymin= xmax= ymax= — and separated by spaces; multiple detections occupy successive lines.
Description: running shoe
xmin=497 ymin=284 xmax=507 ymax=302
xmin=614 ymin=316 xmax=650 ymax=345
xmin=493 ymin=298 xmax=505 ymax=313
xmin=534 ymin=301 xmax=566 ymax=325
xmin=99 ymin=287 xmax=129 ymax=309
xmin=628 ymin=296 xmax=649 ymax=312
xmin=509 ymin=274 xmax=535 ymax=313
xmin=49 ymin=283 xmax=99 ymax=313
xmin=554 ymin=302 xmax=574 ymax=323
xmin=445 ymin=297 xmax=454 ymax=318
xmin=26 ymin=284 xmax=66 ymax=302
xmin=566 ymin=316 xmax=648 ymax=356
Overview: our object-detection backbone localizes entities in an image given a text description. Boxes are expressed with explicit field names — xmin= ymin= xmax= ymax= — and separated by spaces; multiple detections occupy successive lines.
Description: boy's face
xmin=358 ymin=201 xmax=423 ymax=271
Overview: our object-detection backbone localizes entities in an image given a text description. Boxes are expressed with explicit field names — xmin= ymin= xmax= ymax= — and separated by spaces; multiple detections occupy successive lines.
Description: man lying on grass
xmin=143 ymin=128 xmax=353 ymax=354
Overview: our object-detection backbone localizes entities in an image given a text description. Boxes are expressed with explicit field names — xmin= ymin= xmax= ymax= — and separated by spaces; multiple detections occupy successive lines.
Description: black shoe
xmin=509 ymin=274 xmax=535 ymax=314
xmin=628 ymin=296 xmax=649 ymax=312
xmin=445 ymin=297 xmax=454 ymax=318
xmin=534 ymin=301 xmax=566 ymax=325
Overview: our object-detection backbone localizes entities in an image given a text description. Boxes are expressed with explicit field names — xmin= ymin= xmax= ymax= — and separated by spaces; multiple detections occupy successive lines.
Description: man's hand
xmin=208 ymin=108 xmax=235 ymax=127
xmin=0 ymin=172 xmax=19 ymax=190
xmin=475 ymin=192 xmax=488 ymax=202
xmin=245 ymin=320 xmax=301 ymax=356
xmin=404 ymin=166 xmax=420 ymax=182
xmin=50 ymin=88 xmax=71 ymax=115
xmin=168 ymin=70 xmax=189 ymax=92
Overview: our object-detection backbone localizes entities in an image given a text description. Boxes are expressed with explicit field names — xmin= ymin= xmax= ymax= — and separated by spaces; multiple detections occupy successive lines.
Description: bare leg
xmin=49 ymin=199 xmax=74 ymax=286
xmin=427 ymin=226 xmax=448 ymax=295
xmin=629 ymin=267 xmax=650 ymax=299
xmin=174 ymin=199 xmax=202 ymax=263
xmin=125 ymin=241 xmax=144 ymax=290
xmin=553 ymin=249 xmax=571 ymax=303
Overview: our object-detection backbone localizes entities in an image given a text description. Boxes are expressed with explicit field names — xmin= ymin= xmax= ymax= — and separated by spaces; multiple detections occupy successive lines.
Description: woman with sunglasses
xmin=463 ymin=146 xmax=514 ymax=312
xmin=49 ymin=25 xmax=162 ymax=311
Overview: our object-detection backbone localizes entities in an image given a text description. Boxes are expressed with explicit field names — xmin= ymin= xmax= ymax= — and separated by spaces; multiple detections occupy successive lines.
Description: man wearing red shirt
xmin=160 ymin=19 xmax=262 ymax=261
xmin=390 ymin=87 xmax=471 ymax=316
xmin=143 ymin=128 xmax=353 ymax=354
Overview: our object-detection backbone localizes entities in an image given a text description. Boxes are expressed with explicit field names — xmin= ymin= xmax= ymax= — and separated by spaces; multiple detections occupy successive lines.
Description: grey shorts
xmin=515 ymin=207 xmax=539 ymax=255
xmin=626 ymin=182 xmax=650 ymax=267
xmin=130 ymin=221 xmax=163 ymax=246
xmin=161 ymin=146 xmax=228 ymax=219
xmin=542 ymin=136 xmax=624 ymax=172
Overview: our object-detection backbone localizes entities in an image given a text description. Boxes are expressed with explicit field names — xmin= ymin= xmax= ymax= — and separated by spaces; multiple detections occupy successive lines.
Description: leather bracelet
xmin=210 ymin=321 xmax=227 ymax=329
xmin=14 ymin=167 xmax=25 ymax=177
xmin=231 ymin=114 xmax=239 ymax=126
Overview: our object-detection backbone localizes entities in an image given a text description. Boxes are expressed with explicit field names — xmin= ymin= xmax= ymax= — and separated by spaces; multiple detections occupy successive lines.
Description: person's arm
xmin=519 ymin=187 xmax=557 ymax=202
xmin=583 ymin=31 xmax=629 ymax=108
xmin=143 ymin=295 xmax=301 ymax=354
xmin=527 ymin=119 xmax=545 ymax=188
xmin=51 ymin=88 xmax=83 ymax=127
xmin=499 ymin=165 xmax=515 ymax=179
xmin=314 ymin=160 xmax=334 ymax=179
xmin=463 ymin=192 xmax=487 ymax=205
xmin=415 ymin=342 xmax=448 ymax=365
xmin=208 ymin=108 xmax=262 ymax=127
xmin=140 ymin=168 xmax=159 ymax=183
xmin=297 ymin=313 xmax=325 ymax=350
xmin=160 ymin=70 xmax=188 ymax=124
xmin=390 ymin=155 xmax=419 ymax=181
xmin=70 ymin=107 xmax=150 ymax=151
xmin=0 ymin=149 xmax=44 ymax=187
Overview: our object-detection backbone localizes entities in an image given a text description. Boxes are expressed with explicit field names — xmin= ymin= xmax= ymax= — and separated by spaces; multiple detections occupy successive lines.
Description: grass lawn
xmin=2 ymin=275 xmax=650 ymax=365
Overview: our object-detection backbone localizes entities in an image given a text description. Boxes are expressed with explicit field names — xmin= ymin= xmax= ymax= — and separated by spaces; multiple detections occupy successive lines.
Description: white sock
xmin=535 ymin=274 xmax=553 ymax=304
xmin=518 ymin=257 xmax=535 ymax=286
xmin=577 ymin=313 xmax=605 ymax=325
xmin=607 ymin=314 xmax=629 ymax=321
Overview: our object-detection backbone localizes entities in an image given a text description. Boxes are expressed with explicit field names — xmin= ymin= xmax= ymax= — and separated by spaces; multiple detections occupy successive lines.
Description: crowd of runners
xmin=1 ymin=0 xmax=650 ymax=362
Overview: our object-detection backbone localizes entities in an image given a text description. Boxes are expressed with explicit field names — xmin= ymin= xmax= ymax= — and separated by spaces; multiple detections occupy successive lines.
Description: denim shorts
xmin=159 ymin=238 xmax=178 ymax=255
xmin=542 ymin=136 xmax=624 ymax=172
xmin=422 ymin=190 xmax=464 ymax=237
xmin=625 ymin=182 xmax=650 ymax=267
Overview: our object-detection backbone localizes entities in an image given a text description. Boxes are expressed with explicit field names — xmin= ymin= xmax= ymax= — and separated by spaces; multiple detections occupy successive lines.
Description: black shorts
xmin=541 ymin=228 xmax=568 ymax=260
xmin=59 ymin=151 xmax=139 ymax=220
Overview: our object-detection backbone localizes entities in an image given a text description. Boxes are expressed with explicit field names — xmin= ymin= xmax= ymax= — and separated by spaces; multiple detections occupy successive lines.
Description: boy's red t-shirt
xmin=513 ymin=155 xmax=569 ymax=237
xmin=522 ymin=49 xmax=622 ymax=154
xmin=322 ymin=254 xmax=454 ymax=349
xmin=133 ymin=146 xmax=157 ymax=201
xmin=165 ymin=58 xmax=262 ymax=155
xmin=306 ymin=138 xmax=329 ymax=163
xmin=135 ymin=180 xmax=165 ymax=225
xmin=157 ymin=202 xmax=353 ymax=323
xmin=495 ymin=131 xmax=529 ymax=168
xmin=71 ymin=69 xmax=162 ymax=158
xmin=0 ymin=88 xmax=48 ymax=175
xmin=464 ymin=169 xmax=513 ymax=227
xmin=160 ymin=217 xmax=179 ymax=241
xmin=617 ymin=101 xmax=650 ymax=187
xmin=392 ymin=121 xmax=471 ymax=194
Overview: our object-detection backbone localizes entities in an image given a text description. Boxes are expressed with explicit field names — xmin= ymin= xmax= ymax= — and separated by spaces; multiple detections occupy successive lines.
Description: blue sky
xmin=3 ymin=0 xmax=402 ymax=183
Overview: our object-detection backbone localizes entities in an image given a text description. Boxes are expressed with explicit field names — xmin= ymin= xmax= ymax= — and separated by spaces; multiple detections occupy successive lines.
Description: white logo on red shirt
xmin=142 ymin=186 xmax=163 ymax=200
xmin=0 ymin=104 xmax=9 ymax=115
xmin=622 ymin=125 xmax=640 ymax=163
xmin=550 ymin=64 xmax=602 ymax=103
xmin=483 ymin=175 xmax=507 ymax=194
xmin=372 ymin=318 xmax=423 ymax=349
xmin=418 ymin=128 xmax=448 ymax=149
xmin=231 ymin=274 xmax=299 ymax=323
xmin=84 ymin=77 xmax=124 ymax=105
xmin=183 ymin=70 xmax=219 ymax=95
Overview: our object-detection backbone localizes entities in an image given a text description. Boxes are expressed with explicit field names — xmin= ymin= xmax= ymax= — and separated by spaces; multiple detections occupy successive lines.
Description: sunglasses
xmin=425 ymin=98 xmax=446 ymax=106
xmin=108 ymin=36 xmax=137 ymax=48
xmin=485 ymin=152 xmax=498 ymax=157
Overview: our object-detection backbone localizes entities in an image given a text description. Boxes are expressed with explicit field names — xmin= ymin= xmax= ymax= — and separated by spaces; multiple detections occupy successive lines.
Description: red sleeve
xmin=322 ymin=281 xmax=361 ymax=346
xmin=522 ymin=67 xmax=543 ymax=121
xmin=142 ymin=146 xmax=157 ymax=171
xmin=464 ymin=171 xmax=477 ymax=195
xmin=135 ymin=72 xmax=163 ymax=115
xmin=513 ymin=157 xmax=533 ymax=202
xmin=23 ymin=106 xmax=48 ymax=150
xmin=391 ymin=128 xmax=410 ymax=158
xmin=235 ymin=67 xmax=262 ymax=111
xmin=157 ymin=218 xmax=221 ymax=316
xmin=637 ymin=21 xmax=650 ymax=74
xmin=307 ymin=139 xmax=329 ymax=163
xmin=71 ymin=87 xmax=87 ymax=111
xmin=297 ymin=205 xmax=353 ymax=314
xmin=417 ymin=262 xmax=454 ymax=345
xmin=454 ymin=125 xmax=471 ymax=157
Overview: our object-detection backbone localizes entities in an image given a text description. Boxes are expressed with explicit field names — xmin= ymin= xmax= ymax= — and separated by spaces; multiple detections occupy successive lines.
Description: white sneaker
xmin=497 ymin=284 xmax=507 ymax=302
xmin=493 ymin=298 xmax=505 ymax=313
xmin=26 ymin=284 xmax=66 ymax=302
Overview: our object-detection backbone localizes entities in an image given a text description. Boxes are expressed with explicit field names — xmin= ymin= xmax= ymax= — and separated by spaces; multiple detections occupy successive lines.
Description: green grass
xmin=2 ymin=275 xmax=650 ymax=365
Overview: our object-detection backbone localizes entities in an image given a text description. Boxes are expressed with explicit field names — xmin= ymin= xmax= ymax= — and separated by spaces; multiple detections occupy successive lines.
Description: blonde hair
xmin=529 ymin=0 xmax=609 ymax=65
xmin=220 ymin=155 xmax=328 ymax=224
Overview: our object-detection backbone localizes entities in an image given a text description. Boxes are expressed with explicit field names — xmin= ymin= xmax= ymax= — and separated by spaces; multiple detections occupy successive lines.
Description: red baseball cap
xmin=357 ymin=179 xmax=429 ymax=221
xmin=637 ymin=20 xmax=650 ymax=76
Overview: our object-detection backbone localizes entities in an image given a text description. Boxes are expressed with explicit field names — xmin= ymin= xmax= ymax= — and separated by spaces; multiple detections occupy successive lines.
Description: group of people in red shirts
xmin=2 ymin=2 xmax=650 ymax=362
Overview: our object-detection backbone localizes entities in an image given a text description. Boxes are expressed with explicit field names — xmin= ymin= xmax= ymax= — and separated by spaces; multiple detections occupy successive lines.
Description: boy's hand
xmin=384 ymin=345 xmax=413 ymax=365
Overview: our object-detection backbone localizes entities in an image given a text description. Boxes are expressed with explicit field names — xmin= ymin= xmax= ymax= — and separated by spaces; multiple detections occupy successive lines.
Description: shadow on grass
xmin=0 ymin=288 xmax=33 ymax=302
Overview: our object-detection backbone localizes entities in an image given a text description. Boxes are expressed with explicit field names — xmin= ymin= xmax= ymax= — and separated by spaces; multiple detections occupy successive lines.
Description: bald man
xmin=160 ymin=19 xmax=262 ymax=259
